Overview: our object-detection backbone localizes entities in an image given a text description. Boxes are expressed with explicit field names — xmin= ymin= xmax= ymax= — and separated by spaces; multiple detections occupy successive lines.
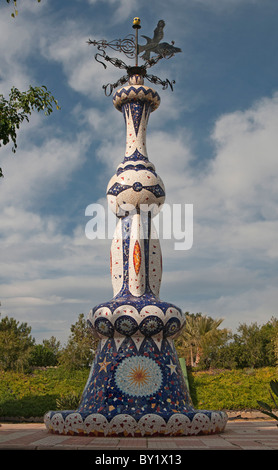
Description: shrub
xmin=56 ymin=391 xmax=82 ymax=410
xmin=257 ymin=380 xmax=278 ymax=423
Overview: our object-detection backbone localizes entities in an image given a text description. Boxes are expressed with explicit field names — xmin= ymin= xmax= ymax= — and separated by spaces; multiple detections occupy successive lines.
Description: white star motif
xmin=166 ymin=360 xmax=177 ymax=375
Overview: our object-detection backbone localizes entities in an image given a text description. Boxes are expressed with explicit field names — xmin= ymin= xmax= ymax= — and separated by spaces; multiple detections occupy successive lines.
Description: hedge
xmin=0 ymin=366 xmax=277 ymax=419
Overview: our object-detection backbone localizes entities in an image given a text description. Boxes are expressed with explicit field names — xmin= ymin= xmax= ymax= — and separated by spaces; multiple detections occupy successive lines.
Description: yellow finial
xmin=133 ymin=17 xmax=141 ymax=29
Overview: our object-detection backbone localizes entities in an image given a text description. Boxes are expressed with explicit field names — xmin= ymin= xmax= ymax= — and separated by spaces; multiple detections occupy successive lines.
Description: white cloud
xmin=0 ymin=130 xmax=91 ymax=208
xmin=1 ymin=0 xmax=278 ymax=344
xmin=146 ymin=90 xmax=278 ymax=331
xmin=0 ymin=5 xmax=114 ymax=342
xmin=0 ymin=198 xmax=112 ymax=343
xmin=2 ymin=87 xmax=278 ymax=341
xmin=0 ymin=7 xmax=36 ymax=94
xmin=192 ymin=0 xmax=261 ymax=8
xmin=39 ymin=18 xmax=127 ymax=101
xmin=86 ymin=0 xmax=138 ymax=22
xmin=209 ymin=93 xmax=278 ymax=212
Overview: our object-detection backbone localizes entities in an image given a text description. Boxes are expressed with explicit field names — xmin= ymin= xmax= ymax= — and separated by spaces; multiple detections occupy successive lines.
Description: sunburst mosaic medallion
xmin=115 ymin=355 xmax=162 ymax=397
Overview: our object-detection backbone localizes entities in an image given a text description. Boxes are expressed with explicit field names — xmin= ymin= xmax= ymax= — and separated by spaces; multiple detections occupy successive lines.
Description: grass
xmin=0 ymin=366 xmax=277 ymax=419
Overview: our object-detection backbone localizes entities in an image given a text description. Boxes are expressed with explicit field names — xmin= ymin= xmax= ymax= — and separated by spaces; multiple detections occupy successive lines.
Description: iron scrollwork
xmin=88 ymin=19 xmax=181 ymax=96
xmin=87 ymin=35 xmax=136 ymax=66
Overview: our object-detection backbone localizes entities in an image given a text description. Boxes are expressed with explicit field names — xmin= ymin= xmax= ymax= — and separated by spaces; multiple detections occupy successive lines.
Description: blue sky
xmin=1 ymin=0 xmax=278 ymax=345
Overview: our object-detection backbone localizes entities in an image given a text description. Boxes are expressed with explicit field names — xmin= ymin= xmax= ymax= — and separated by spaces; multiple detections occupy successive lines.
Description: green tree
xmin=207 ymin=340 xmax=239 ymax=370
xmin=42 ymin=336 xmax=61 ymax=359
xmin=234 ymin=323 xmax=264 ymax=368
xmin=28 ymin=344 xmax=56 ymax=367
xmin=1 ymin=1 xmax=60 ymax=177
xmin=197 ymin=326 xmax=232 ymax=370
xmin=0 ymin=315 xmax=35 ymax=371
xmin=233 ymin=319 xmax=278 ymax=368
xmin=260 ymin=317 xmax=278 ymax=366
xmin=210 ymin=317 xmax=278 ymax=369
xmin=28 ymin=337 xmax=61 ymax=367
xmin=59 ymin=314 xmax=99 ymax=370
xmin=175 ymin=313 xmax=229 ymax=367
xmin=0 ymin=86 xmax=60 ymax=176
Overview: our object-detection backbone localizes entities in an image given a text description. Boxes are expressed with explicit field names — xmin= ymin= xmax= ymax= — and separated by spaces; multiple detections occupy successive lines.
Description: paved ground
xmin=0 ymin=420 xmax=277 ymax=451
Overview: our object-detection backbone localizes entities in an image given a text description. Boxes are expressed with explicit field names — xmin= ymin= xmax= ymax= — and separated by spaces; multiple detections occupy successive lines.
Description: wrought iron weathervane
xmin=87 ymin=17 xmax=182 ymax=96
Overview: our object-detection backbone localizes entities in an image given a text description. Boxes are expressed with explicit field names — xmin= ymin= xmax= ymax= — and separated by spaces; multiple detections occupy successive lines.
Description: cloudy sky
xmin=1 ymin=0 xmax=278 ymax=345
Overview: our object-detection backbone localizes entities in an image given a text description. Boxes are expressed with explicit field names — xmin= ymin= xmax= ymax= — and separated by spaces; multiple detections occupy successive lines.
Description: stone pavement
xmin=0 ymin=420 xmax=277 ymax=451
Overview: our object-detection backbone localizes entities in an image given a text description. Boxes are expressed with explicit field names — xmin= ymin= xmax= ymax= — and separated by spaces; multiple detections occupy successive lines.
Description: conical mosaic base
xmin=45 ymin=331 xmax=227 ymax=436
xmin=44 ymin=337 xmax=227 ymax=436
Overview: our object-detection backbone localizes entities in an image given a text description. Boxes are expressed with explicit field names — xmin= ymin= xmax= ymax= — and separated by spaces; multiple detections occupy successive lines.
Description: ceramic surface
xmin=44 ymin=74 xmax=228 ymax=436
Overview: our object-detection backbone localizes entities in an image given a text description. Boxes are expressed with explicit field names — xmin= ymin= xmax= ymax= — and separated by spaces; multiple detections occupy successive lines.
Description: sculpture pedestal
xmin=44 ymin=333 xmax=227 ymax=436
xmin=44 ymin=75 xmax=227 ymax=436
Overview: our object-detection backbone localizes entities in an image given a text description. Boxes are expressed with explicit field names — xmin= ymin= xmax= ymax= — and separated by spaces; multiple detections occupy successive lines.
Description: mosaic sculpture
xmin=44 ymin=18 xmax=228 ymax=437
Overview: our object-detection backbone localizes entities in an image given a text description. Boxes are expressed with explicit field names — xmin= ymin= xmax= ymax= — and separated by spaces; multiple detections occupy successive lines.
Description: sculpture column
xmin=44 ymin=71 xmax=228 ymax=436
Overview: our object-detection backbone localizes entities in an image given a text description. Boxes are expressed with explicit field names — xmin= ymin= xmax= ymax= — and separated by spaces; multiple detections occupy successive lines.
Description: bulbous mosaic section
xmin=107 ymin=81 xmax=165 ymax=218
xmin=107 ymin=167 xmax=165 ymax=217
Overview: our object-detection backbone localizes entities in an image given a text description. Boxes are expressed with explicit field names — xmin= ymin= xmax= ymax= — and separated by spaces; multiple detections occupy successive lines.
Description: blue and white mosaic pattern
xmin=44 ymin=74 xmax=228 ymax=437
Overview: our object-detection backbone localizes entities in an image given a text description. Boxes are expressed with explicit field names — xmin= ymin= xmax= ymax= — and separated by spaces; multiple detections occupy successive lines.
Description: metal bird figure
xmin=88 ymin=18 xmax=181 ymax=95
xmin=138 ymin=20 xmax=181 ymax=61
